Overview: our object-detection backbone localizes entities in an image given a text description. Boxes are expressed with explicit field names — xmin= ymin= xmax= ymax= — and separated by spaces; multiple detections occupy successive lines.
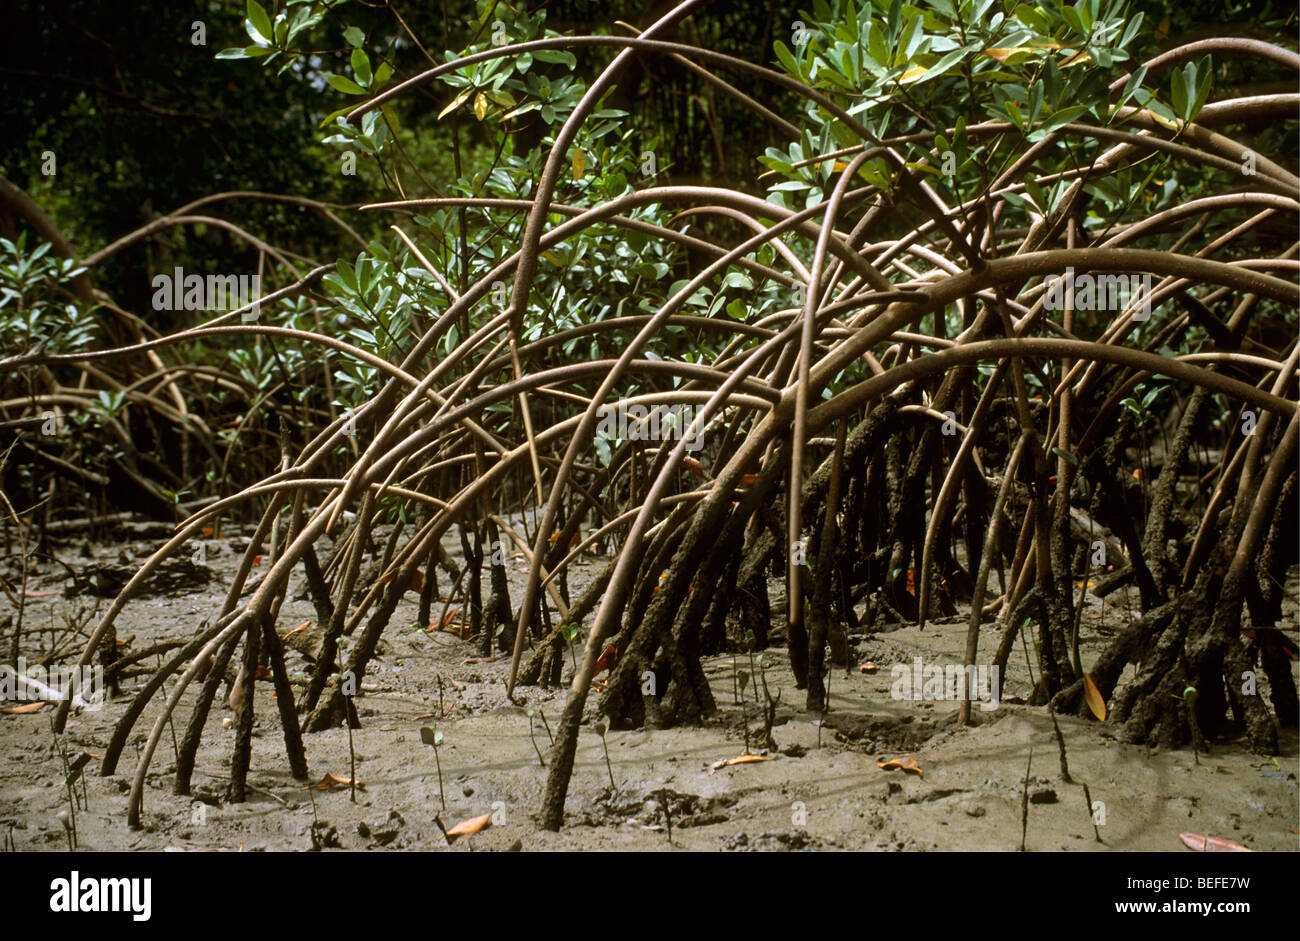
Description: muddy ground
xmin=2 ymin=521 xmax=1297 ymax=852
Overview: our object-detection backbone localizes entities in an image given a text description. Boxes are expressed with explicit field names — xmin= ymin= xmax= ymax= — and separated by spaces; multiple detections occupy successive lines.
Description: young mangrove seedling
xmin=525 ymin=708 xmax=547 ymax=766
xmin=593 ymin=718 xmax=616 ymax=792
xmin=420 ymin=724 xmax=446 ymax=810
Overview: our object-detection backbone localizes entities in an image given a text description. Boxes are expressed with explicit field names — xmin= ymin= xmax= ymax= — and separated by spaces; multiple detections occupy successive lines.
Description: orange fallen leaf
xmin=877 ymin=755 xmax=923 ymax=775
xmin=680 ymin=456 xmax=705 ymax=478
xmin=462 ymin=656 xmax=498 ymax=664
xmin=709 ymin=754 xmax=774 ymax=774
xmin=1 ymin=701 xmax=46 ymax=714
xmin=254 ymin=665 xmax=273 ymax=681
xmin=739 ymin=473 xmax=757 ymax=486
xmin=594 ymin=645 xmax=617 ymax=675
xmin=305 ymin=772 xmax=365 ymax=791
xmin=1180 ymin=832 xmax=1252 ymax=852
xmin=251 ymin=555 xmax=263 ymax=566
xmin=22 ymin=589 xmax=56 ymax=598
xmin=283 ymin=620 xmax=311 ymax=639
xmin=1083 ymin=673 xmax=1107 ymax=722
xmin=446 ymin=813 xmax=491 ymax=838
xmin=905 ymin=569 xmax=916 ymax=596
xmin=1132 ymin=468 xmax=1143 ymax=480
xmin=859 ymin=661 xmax=878 ymax=674
xmin=200 ymin=527 xmax=214 ymax=538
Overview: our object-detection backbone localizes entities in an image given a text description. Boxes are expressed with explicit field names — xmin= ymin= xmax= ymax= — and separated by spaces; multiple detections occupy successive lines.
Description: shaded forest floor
xmin=2 ymin=523 xmax=1297 ymax=852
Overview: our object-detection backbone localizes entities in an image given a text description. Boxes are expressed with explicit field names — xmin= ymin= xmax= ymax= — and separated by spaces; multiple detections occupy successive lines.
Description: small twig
xmin=1047 ymin=702 xmax=1073 ymax=783
xmin=1019 ymin=746 xmax=1033 ymax=852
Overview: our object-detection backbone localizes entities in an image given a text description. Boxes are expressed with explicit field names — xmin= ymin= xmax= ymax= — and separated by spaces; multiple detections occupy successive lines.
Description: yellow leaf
xmin=898 ymin=65 xmax=927 ymax=83
xmin=1058 ymin=50 xmax=1092 ymax=68
xmin=572 ymin=148 xmax=586 ymax=180
xmin=1154 ymin=15 xmax=1171 ymax=40
xmin=438 ymin=89 xmax=472 ymax=120
xmin=473 ymin=92 xmax=488 ymax=121
xmin=447 ymin=813 xmax=491 ymax=837
xmin=877 ymin=755 xmax=923 ymax=775
xmin=1083 ymin=673 xmax=1107 ymax=721
xmin=982 ymin=47 xmax=1033 ymax=63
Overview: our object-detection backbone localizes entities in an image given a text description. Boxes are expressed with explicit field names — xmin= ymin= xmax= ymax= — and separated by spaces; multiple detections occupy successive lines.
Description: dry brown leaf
xmin=304 ymin=772 xmax=365 ymax=791
xmin=1083 ymin=673 xmax=1107 ymax=722
xmin=877 ymin=755 xmax=923 ymax=775
xmin=447 ymin=813 xmax=491 ymax=837
xmin=1 ymin=701 xmax=46 ymax=715
xmin=1180 ymin=832 xmax=1252 ymax=852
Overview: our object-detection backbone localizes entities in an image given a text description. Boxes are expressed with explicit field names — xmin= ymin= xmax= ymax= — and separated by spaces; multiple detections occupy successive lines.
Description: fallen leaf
xmin=739 ymin=473 xmax=758 ymax=486
xmin=283 ymin=620 xmax=311 ymax=639
xmin=709 ymin=754 xmax=774 ymax=774
xmin=1083 ymin=673 xmax=1107 ymax=722
xmin=305 ymin=772 xmax=365 ymax=791
xmin=254 ymin=665 xmax=273 ymax=681
xmin=462 ymin=656 xmax=498 ymax=664
xmin=251 ymin=555 xmax=263 ymax=566
xmin=681 ymin=456 xmax=705 ymax=478
xmin=905 ymin=569 xmax=916 ymax=596
xmin=859 ymin=661 xmax=878 ymax=674
xmin=1180 ymin=832 xmax=1252 ymax=852
xmin=200 ymin=527 xmax=214 ymax=538
xmin=877 ymin=755 xmax=923 ymax=775
xmin=22 ymin=589 xmax=56 ymax=598
xmin=594 ymin=645 xmax=617 ymax=675
xmin=1 ymin=701 xmax=46 ymax=714
xmin=447 ymin=813 xmax=491 ymax=838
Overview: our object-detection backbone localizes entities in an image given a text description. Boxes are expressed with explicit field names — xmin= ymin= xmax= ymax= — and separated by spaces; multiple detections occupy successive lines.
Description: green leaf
xmin=351 ymin=48 xmax=372 ymax=87
xmin=343 ymin=26 xmax=365 ymax=48
xmin=328 ymin=74 xmax=367 ymax=95
xmin=773 ymin=39 xmax=800 ymax=75
xmin=246 ymin=0 xmax=273 ymax=45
